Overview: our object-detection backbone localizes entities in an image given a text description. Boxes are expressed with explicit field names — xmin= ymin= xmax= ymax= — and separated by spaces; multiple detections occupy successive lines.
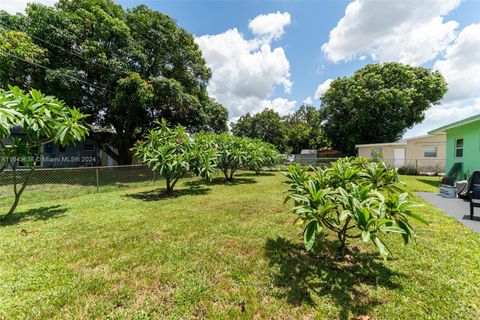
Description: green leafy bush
xmin=284 ymin=158 xmax=426 ymax=257
xmin=196 ymin=134 xmax=281 ymax=181
xmin=246 ymin=139 xmax=280 ymax=174
xmin=0 ymin=86 xmax=90 ymax=219
xmin=132 ymin=120 xmax=216 ymax=193
xmin=207 ymin=133 xmax=250 ymax=181
xmin=397 ymin=165 xmax=419 ymax=176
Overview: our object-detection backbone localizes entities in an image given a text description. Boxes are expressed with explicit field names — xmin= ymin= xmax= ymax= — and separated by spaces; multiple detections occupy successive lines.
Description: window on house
xmin=424 ymin=147 xmax=437 ymax=158
xmin=370 ymin=147 xmax=382 ymax=158
xmin=84 ymin=144 xmax=94 ymax=151
xmin=456 ymin=138 xmax=464 ymax=158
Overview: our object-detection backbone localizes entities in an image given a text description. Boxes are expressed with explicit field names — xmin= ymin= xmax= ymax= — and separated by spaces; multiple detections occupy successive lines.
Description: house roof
xmin=429 ymin=114 xmax=480 ymax=134
xmin=354 ymin=134 xmax=443 ymax=148
xmin=355 ymin=141 xmax=406 ymax=148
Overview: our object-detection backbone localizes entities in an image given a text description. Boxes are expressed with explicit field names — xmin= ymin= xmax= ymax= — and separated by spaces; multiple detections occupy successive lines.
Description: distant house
xmin=41 ymin=139 xmax=113 ymax=168
xmin=291 ymin=149 xmax=343 ymax=165
xmin=429 ymin=114 xmax=480 ymax=176
xmin=356 ymin=134 xmax=446 ymax=172
xmin=1 ymin=126 xmax=118 ymax=168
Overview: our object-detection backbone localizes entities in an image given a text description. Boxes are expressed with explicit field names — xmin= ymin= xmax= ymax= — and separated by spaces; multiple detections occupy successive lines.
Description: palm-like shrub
xmin=247 ymin=139 xmax=280 ymax=174
xmin=0 ymin=87 xmax=89 ymax=219
xmin=284 ymin=158 xmax=426 ymax=257
xmin=208 ymin=133 xmax=250 ymax=181
xmin=132 ymin=120 xmax=216 ymax=193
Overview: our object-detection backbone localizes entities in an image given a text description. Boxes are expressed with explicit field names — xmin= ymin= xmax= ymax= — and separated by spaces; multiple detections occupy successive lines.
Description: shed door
xmin=394 ymin=148 xmax=405 ymax=167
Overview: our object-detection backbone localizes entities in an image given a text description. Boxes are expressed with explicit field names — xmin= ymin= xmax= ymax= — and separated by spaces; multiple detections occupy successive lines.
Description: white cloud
xmin=434 ymin=23 xmax=480 ymax=102
xmin=426 ymin=99 xmax=480 ymax=123
xmin=405 ymin=98 xmax=480 ymax=137
xmin=0 ymin=0 xmax=57 ymax=13
xmin=196 ymin=13 xmax=294 ymax=118
xmin=261 ymin=98 xmax=297 ymax=115
xmin=322 ymin=0 xmax=460 ymax=65
xmin=303 ymin=97 xmax=313 ymax=105
xmin=248 ymin=12 xmax=291 ymax=41
xmin=314 ymin=79 xmax=333 ymax=99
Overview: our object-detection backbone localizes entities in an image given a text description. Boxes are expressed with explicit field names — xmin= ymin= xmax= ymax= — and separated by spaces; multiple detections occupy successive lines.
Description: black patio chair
xmin=458 ymin=170 xmax=480 ymax=198
xmin=441 ymin=162 xmax=463 ymax=186
xmin=469 ymin=184 xmax=480 ymax=220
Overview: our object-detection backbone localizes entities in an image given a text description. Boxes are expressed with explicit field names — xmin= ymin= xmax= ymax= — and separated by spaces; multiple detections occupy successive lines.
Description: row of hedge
xmin=132 ymin=120 xmax=280 ymax=193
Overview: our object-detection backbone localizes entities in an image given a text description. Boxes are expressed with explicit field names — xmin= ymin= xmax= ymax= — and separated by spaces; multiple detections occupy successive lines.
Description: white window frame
xmin=455 ymin=138 xmax=464 ymax=158
xmin=423 ymin=146 xmax=437 ymax=158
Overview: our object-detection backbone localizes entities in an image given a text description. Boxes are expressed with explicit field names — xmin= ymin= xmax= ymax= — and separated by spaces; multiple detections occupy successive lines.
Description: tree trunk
xmin=337 ymin=217 xmax=351 ymax=255
xmin=92 ymin=133 xmax=134 ymax=165
xmin=229 ymin=167 xmax=236 ymax=181
xmin=2 ymin=166 xmax=34 ymax=221
xmin=166 ymin=176 xmax=173 ymax=194
xmin=222 ymin=168 xmax=230 ymax=181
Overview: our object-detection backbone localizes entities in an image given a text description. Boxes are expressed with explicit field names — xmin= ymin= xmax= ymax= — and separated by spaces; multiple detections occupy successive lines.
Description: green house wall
xmin=445 ymin=120 xmax=480 ymax=177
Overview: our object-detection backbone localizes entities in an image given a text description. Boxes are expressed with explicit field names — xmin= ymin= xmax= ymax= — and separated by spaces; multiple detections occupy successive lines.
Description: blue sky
xmin=3 ymin=0 xmax=480 ymax=139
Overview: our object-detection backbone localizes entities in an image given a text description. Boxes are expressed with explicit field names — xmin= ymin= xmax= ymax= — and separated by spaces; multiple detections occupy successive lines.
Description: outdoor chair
xmin=458 ymin=170 xmax=480 ymax=198
xmin=469 ymin=184 xmax=480 ymax=220
xmin=441 ymin=162 xmax=463 ymax=186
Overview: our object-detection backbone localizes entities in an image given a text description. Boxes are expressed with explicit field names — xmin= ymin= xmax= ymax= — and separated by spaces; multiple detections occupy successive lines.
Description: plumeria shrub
xmin=247 ymin=139 xmax=281 ymax=174
xmin=209 ymin=133 xmax=249 ymax=181
xmin=195 ymin=133 xmax=281 ymax=181
xmin=284 ymin=157 xmax=426 ymax=258
xmin=132 ymin=120 xmax=216 ymax=193
xmin=0 ymin=86 xmax=90 ymax=219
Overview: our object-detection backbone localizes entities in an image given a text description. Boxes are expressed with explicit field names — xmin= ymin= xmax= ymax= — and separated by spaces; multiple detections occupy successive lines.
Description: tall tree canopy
xmin=231 ymin=108 xmax=287 ymax=152
xmin=0 ymin=0 xmax=228 ymax=164
xmin=320 ymin=62 xmax=447 ymax=154
xmin=283 ymin=104 xmax=330 ymax=154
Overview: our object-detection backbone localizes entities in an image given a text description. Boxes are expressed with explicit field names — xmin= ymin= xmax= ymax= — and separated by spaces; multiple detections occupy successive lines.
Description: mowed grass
xmin=398 ymin=174 xmax=441 ymax=193
xmin=1 ymin=172 xmax=480 ymax=319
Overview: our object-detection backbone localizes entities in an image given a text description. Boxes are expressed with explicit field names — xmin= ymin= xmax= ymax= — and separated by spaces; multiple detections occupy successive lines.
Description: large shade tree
xmin=0 ymin=0 xmax=228 ymax=164
xmin=320 ymin=62 xmax=447 ymax=154
xmin=283 ymin=104 xmax=330 ymax=154
xmin=231 ymin=108 xmax=287 ymax=152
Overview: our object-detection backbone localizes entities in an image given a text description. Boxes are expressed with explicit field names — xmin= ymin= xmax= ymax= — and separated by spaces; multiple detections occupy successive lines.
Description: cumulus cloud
xmin=322 ymin=0 xmax=460 ymax=65
xmin=405 ymin=98 xmax=480 ymax=137
xmin=302 ymin=97 xmax=313 ymax=105
xmin=434 ymin=23 xmax=480 ymax=102
xmin=0 ymin=0 xmax=57 ymax=13
xmin=314 ymin=79 xmax=333 ymax=99
xmin=248 ymin=12 xmax=291 ymax=41
xmin=196 ymin=12 xmax=294 ymax=118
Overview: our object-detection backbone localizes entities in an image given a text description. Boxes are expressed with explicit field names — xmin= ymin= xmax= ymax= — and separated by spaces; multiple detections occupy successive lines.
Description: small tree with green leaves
xmin=208 ymin=133 xmax=250 ymax=181
xmin=132 ymin=120 xmax=216 ymax=193
xmin=284 ymin=158 xmax=426 ymax=258
xmin=0 ymin=86 xmax=90 ymax=220
xmin=247 ymin=139 xmax=280 ymax=174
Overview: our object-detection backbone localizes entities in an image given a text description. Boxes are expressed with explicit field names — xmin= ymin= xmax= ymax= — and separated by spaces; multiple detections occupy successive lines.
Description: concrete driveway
xmin=416 ymin=192 xmax=480 ymax=234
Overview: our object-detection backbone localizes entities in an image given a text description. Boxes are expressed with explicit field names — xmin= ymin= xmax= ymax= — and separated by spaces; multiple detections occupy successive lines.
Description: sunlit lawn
xmin=398 ymin=174 xmax=441 ymax=193
xmin=1 ymin=172 xmax=479 ymax=319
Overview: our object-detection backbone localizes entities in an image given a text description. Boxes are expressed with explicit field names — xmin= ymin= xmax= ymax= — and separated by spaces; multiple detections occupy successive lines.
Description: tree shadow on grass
xmin=1 ymin=205 xmax=68 ymax=226
xmin=265 ymin=237 xmax=405 ymax=319
xmin=184 ymin=177 xmax=257 ymax=187
xmin=416 ymin=178 xmax=440 ymax=188
xmin=235 ymin=172 xmax=276 ymax=177
xmin=124 ymin=185 xmax=211 ymax=202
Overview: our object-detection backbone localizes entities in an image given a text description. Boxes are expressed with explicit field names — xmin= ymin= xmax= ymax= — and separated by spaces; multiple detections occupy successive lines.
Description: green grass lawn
xmin=1 ymin=172 xmax=479 ymax=319
xmin=398 ymin=174 xmax=441 ymax=193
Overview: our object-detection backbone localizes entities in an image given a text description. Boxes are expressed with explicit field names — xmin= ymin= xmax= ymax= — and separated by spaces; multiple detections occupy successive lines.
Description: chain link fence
xmin=0 ymin=165 xmax=160 ymax=209
xmin=379 ymin=159 xmax=445 ymax=174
